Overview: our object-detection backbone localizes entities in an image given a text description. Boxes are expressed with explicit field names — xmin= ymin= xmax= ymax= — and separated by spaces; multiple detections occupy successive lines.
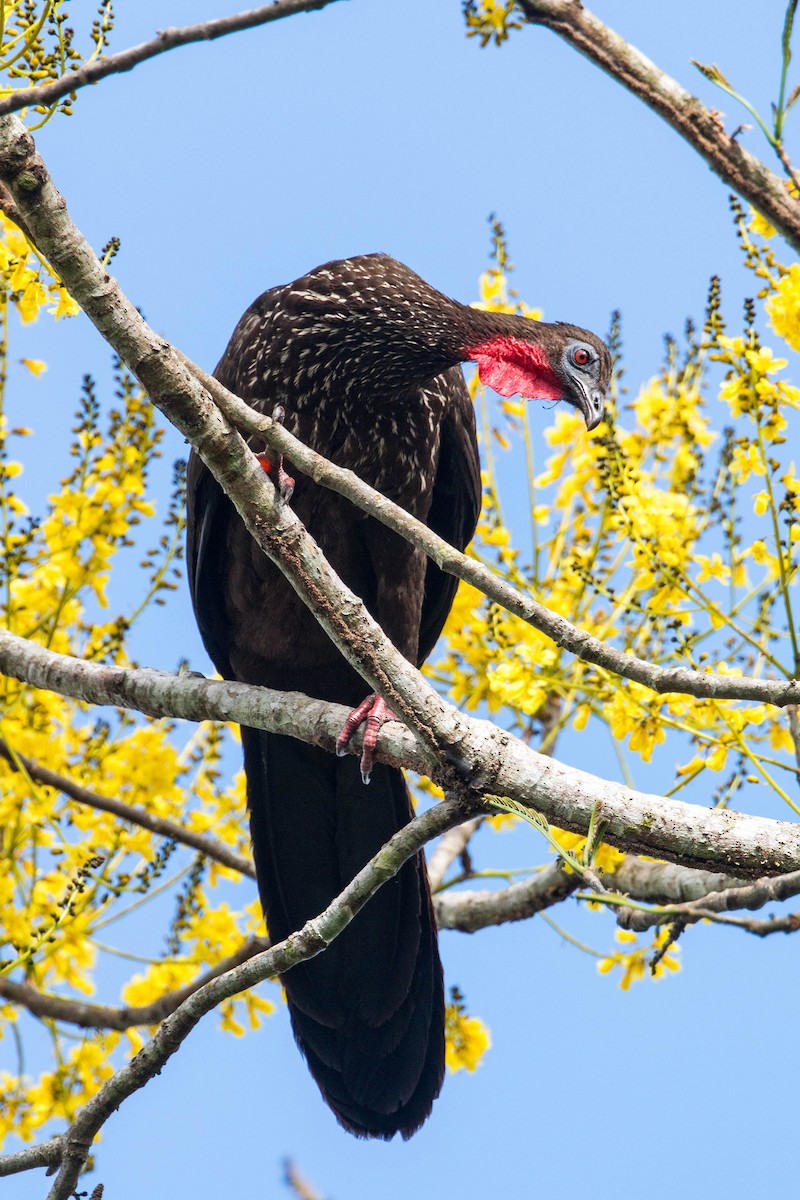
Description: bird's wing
xmin=417 ymin=366 xmax=482 ymax=666
xmin=185 ymin=448 xmax=236 ymax=680
xmin=186 ymin=288 xmax=289 ymax=679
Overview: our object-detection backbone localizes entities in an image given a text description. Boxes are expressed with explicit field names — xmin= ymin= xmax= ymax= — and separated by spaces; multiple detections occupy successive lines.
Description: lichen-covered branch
xmin=183 ymin=353 xmax=800 ymax=710
xmin=434 ymin=855 xmax=748 ymax=932
xmin=517 ymin=0 xmax=800 ymax=254
xmin=0 ymin=1136 xmax=63 ymax=1179
xmin=0 ymin=0 xmax=341 ymax=118
xmin=613 ymin=866 xmax=800 ymax=933
xmin=0 ymin=628 xmax=798 ymax=878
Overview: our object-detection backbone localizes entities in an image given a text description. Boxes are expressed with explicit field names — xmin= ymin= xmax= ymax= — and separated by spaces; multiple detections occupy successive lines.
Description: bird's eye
xmin=572 ymin=347 xmax=592 ymax=367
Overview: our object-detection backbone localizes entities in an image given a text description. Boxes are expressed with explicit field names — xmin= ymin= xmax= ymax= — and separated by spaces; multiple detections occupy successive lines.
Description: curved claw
xmin=336 ymin=694 xmax=399 ymax=784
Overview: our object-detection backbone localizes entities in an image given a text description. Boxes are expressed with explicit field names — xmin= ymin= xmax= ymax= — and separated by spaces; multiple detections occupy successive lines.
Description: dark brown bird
xmin=186 ymin=253 xmax=610 ymax=1139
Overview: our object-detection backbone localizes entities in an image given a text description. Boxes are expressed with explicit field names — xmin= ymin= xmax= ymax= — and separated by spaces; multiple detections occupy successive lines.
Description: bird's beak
xmin=572 ymin=383 xmax=606 ymax=431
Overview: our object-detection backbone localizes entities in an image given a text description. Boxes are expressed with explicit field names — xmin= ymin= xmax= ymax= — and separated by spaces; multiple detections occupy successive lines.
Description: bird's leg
xmin=255 ymin=405 xmax=295 ymax=501
xmin=336 ymin=694 xmax=399 ymax=784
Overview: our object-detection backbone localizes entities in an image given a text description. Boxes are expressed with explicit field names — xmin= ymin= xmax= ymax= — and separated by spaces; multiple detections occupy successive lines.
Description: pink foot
xmin=256 ymin=405 xmax=295 ymax=501
xmin=336 ymin=694 xmax=398 ymax=784
xmin=256 ymin=451 xmax=295 ymax=501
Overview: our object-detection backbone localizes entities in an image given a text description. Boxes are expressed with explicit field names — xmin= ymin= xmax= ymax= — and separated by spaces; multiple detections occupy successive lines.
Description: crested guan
xmin=186 ymin=253 xmax=611 ymax=1139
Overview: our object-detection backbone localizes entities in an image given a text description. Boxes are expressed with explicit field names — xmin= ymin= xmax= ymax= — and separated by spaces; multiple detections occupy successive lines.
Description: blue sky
xmin=6 ymin=2 xmax=800 ymax=1198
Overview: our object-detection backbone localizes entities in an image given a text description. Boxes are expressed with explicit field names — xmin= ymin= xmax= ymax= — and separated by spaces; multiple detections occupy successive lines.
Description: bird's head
xmin=461 ymin=322 xmax=612 ymax=431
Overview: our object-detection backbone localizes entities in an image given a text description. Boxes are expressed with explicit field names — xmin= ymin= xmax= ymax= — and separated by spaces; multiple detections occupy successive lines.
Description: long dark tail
xmin=241 ymin=727 xmax=445 ymax=1139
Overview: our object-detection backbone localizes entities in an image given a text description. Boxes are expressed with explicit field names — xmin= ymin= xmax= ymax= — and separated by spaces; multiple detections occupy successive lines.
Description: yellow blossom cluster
xmin=444 ymin=995 xmax=491 ymax=1072
xmin=433 ymin=247 xmax=799 ymax=797
xmin=0 ymin=211 xmax=79 ymax=324
xmin=429 ymin=234 xmax=799 ymax=993
xmin=462 ymin=0 xmax=523 ymax=48
xmin=597 ymin=928 xmax=681 ymax=991
xmin=0 ymin=224 xmax=274 ymax=1147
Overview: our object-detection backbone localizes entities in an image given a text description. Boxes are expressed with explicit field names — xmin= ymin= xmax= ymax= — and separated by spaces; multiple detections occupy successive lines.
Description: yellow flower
xmin=766 ymin=263 xmax=800 ymax=352
xmin=750 ymin=209 xmax=776 ymax=239
xmin=693 ymin=552 xmax=731 ymax=585
xmin=598 ymin=928 xmax=680 ymax=989
xmin=729 ymin=443 xmax=765 ymax=483
xmin=20 ymin=358 xmax=47 ymax=376
xmin=50 ymin=287 xmax=80 ymax=319
xmin=18 ymin=280 xmax=48 ymax=323
xmin=445 ymin=1006 xmax=491 ymax=1072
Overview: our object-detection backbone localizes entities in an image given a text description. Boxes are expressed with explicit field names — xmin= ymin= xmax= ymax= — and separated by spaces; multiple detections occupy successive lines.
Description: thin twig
xmin=0 ymin=936 xmax=269 ymax=1031
xmin=283 ymin=1160 xmax=326 ymax=1200
xmin=699 ymin=909 xmax=800 ymax=936
xmin=0 ymin=738 xmax=255 ymax=878
xmin=427 ymin=816 xmax=483 ymax=892
xmin=0 ymin=0 xmax=341 ymax=117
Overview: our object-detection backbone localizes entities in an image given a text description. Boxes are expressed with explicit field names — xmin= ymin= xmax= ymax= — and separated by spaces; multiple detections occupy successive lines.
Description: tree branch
xmin=1 ymin=626 xmax=799 ymax=878
xmin=517 ymin=0 xmax=800 ymax=254
xmin=435 ymin=860 xmax=579 ymax=931
xmin=0 ymin=936 xmax=269 ymax=1032
xmin=0 ymin=1136 xmax=62 ymax=1179
xmin=181 ymin=352 xmax=800 ymax=711
xmin=610 ymin=856 xmax=746 ymax=903
xmin=0 ymin=739 xmax=255 ymax=878
xmin=612 ymin=866 xmax=800 ymax=933
xmin=434 ymin=855 xmax=748 ymax=932
xmin=25 ymin=794 xmax=476 ymax=1198
xmin=0 ymin=0 xmax=341 ymax=118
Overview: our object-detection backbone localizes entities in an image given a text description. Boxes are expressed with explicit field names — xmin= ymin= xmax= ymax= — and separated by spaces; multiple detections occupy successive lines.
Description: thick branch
xmin=435 ymin=860 xmax=579 ymax=930
xmin=517 ymin=0 xmax=800 ymax=254
xmin=0 ymin=739 xmax=255 ymax=878
xmin=1 ymin=629 xmax=799 ymax=878
xmin=34 ymin=795 xmax=476 ymax=1199
xmin=610 ymin=856 xmax=746 ymax=903
xmin=0 ymin=0 xmax=340 ymax=117
xmin=183 ymin=353 xmax=800 ymax=710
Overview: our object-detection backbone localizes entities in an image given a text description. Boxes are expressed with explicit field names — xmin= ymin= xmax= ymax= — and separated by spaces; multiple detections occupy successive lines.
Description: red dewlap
xmin=465 ymin=335 xmax=564 ymax=401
